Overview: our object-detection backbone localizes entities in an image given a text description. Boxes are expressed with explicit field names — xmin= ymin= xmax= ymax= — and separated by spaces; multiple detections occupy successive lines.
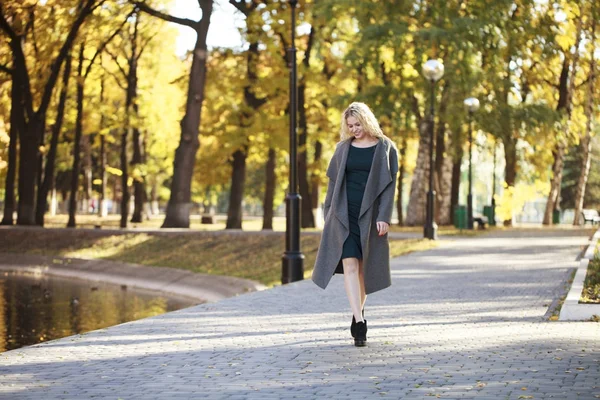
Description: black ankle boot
xmin=350 ymin=309 xmax=365 ymax=338
xmin=354 ymin=320 xmax=367 ymax=347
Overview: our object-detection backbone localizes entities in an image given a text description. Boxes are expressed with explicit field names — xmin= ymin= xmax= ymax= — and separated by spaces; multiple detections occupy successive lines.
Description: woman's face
xmin=347 ymin=116 xmax=367 ymax=140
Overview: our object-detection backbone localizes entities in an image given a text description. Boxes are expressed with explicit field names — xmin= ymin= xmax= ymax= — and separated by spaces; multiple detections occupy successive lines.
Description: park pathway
xmin=1 ymin=228 xmax=599 ymax=399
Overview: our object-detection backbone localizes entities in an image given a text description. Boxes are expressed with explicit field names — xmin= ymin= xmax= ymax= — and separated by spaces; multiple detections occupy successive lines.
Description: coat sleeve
xmin=323 ymin=178 xmax=335 ymax=220
xmin=323 ymin=151 xmax=338 ymax=220
xmin=376 ymin=146 xmax=399 ymax=224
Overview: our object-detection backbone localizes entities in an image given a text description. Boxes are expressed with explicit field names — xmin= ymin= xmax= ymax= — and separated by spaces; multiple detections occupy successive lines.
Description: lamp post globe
xmin=463 ymin=97 xmax=479 ymax=230
xmin=422 ymin=59 xmax=444 ymax=240
xmin=422 ymin=60 xmax=445 ymax=83
xmin=463 ymin=97 xmax=480 ymax=113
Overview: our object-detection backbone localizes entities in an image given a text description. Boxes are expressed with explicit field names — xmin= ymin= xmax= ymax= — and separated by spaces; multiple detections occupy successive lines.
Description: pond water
xmin=0 ymin=271 xmax=198 ymax=352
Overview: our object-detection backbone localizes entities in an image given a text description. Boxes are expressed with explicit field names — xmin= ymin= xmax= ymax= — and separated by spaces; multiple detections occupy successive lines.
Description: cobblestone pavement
xmin=1 ymin=229 xmax=599 ymax=399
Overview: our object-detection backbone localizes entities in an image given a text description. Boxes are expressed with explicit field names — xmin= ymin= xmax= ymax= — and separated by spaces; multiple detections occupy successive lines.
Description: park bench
xmin=582 ymin=209 xmax=600 ymax=225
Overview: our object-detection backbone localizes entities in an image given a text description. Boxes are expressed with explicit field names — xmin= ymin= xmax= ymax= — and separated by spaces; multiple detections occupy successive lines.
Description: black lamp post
xmin=281 ymin=0 xmax=304 ymax=284
xmin=463 ymin=97 xmax=480 ymax=230
xmin=422 ymin=60 xmax=444 ymax=240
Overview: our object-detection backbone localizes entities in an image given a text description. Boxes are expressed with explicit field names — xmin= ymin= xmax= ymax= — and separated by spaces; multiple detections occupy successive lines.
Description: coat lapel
xmin=333 ymin=140 xmax=351 ymax=229
xmin=359 ymin=139 xmax=392 ymax=219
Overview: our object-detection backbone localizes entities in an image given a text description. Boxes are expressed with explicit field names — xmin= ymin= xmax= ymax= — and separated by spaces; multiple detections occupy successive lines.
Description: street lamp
xmin=281 ymin=0 xmax=304 ymax=284
xmin=422 ymin=59 xmax=444 ymax=240
xmin=463 ymin=97 xmax=480 ymax=230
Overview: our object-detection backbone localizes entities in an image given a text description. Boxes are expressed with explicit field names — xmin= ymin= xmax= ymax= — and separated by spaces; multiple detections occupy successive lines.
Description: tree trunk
xmin=36 ymin=53 xmax=72 ymax=226
xmin=311 ymin=140 xmax=322 ymax=226
xmin=297 ymin=27 xmax=316 ymax=228
xmin=36 ymin=128 xmax=46 ymax=214
xmin=573 ymin=136 xmax=592 ymax=226
xmin=17 ymin=115 xmax=44 ymax=225
xmin=503 ymin=137 xmax=517 ymax=226
xmin=131 ymin=126 xmax=146 ymax=223
xmin=436 ymin=155 xmax=453 ymax=225
xmin=543 ymin=59 xmax=569 ymax=226
xmin=112 ymin=177 xmax=119 ymax=214
xmin=262 ymin=148 xmax=276 ymax=230
xmin=131 ymin=146 xmax=146 ymax=222
xmin=82 ymin=134 xmax=92 ymax=213
xmin=406 ymin=118 xmax=431 ymax=226
xmin=310 ymin=140 xmax=322 ymax=210
xmin=224 ymin=30 xmax=266 ymax=229
xmin=67 ymin=45 xmax=85 ymax=228
xmin=129 ymin=17 xmax=145 ymax=223
xmin=161 ymin=2 xmax=213 ymax=228
xmin=0 ymin=72 xmax=21 ymax=226
xmin=298 ymin=80 xmax=314 ymax=228
xmin=3 ymin=0 xmax=98 ymax=225
xmin=50 ymin=187 xmax=57 ymax=216
xmin=98 ymin=78 xmax=108 ymax=218
xmin=433 ymin=84 xmax=451 ymax=225
xmin=396 ymin=137 xmax=407 ymax=226
xmin=450 ymin=125 xmax=464 ymax=225
xmin=450 ymin=158 xmax=461 ymax=225
xmin=121 ymin=15 xmax=142 ymax=227
xmin=543 ymin=145 xmax=564 ymax=225
xmin=573 ymin=14 xmax=596 ymax=226
xmin=543 ymin=19 xmax=583 ymax=225
xmin=120 ymin=127 xmax=130 ymax=228
xmin=226 ymin=149 xmax=247 ymax=229
xmin=150 ymin=181 xmax=159 ymax=215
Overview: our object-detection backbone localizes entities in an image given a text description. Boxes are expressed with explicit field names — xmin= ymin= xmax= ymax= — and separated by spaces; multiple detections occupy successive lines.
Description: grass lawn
xmin=42 ymin=214 xmax=296 ymax=232
xmin=389 ymin=224 xmax=484 ymax=237
xmin=42 ymin=213 xmax=489 ymax=236
xmin=0 ymin=228 xmax=438 ymax=287
xmin=581 ymin=247 xmax=600 ymax=304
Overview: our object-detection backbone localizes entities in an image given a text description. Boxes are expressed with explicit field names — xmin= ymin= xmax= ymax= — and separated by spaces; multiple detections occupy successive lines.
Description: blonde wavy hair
xmin=340 ymin=102 xmax=385 ymax=141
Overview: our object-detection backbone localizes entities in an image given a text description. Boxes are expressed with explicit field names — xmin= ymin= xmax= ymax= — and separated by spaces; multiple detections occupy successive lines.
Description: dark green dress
xmin=341 ymin=143 xmax=377 ymax=261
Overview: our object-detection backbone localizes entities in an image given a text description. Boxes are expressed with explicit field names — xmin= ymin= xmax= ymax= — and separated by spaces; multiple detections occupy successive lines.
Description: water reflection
xmin=0 ymin=271 xmax=197 ymax=352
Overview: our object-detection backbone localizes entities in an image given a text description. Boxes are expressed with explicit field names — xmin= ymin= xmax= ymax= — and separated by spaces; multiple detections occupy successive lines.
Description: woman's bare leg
xmin=359 ymin=260 xmax=367 ymax=312
xmin=342 ymin=258 xmax=364 ymax=323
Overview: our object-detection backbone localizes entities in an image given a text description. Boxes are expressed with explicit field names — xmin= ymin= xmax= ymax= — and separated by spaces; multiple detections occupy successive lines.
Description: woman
xmin=312 ymin=102 xmax=398 ymax=347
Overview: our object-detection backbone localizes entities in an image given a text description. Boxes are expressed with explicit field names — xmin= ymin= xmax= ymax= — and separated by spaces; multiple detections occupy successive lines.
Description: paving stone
xmin=0 ymin=230 xmax=599 ymax=399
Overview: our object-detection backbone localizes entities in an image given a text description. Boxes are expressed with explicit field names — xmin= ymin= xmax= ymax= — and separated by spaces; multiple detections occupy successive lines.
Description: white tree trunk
xmin=406 ymin=120 xmax=431 ymax=226
xmin=99 ymin=199 xmax=108 ymax=217
xmin=50 ymin=188 xmax=58 ymax=216
xmin=435 ymin=152 xmax=453 ymax=225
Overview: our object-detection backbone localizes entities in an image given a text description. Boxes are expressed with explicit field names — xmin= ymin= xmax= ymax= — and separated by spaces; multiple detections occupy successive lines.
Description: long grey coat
xmin=312 ymin=137 xmax=399 ymax=294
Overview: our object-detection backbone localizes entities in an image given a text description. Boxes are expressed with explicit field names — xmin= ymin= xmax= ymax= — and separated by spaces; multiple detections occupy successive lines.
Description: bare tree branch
xmin=303 ymin=25 xmax=314 ymax=67
xmin=136 ymin=29 xmax=159 ymax=62
xmin=91 ymin=0 xmax=109 ymax=13
xmin=229 ymin=0 xmax=259 ymax=17
xmin=168 ymin=73 xmax=187 ymax=85
xmin=0 ymin=64 xmax=13 ymax=75
xmin=0 ymin=4 xmax=18 ymax=41
xmin=28 ymin=7 xmax=40 ymax=57
xmin=542 ymin=78 xmax=559 ymax=89
xmin=132 ymin=1 xmax=197 ymax=29
xmin=277 ymin=32 xmax=289 ymax=63
xmin=106 ymin=69 xmax=126 ymax=90
xmin=85 ymin=10 xmax=134 ymax=78
xmin=576 ymin=76 xmax=591 ymax=90
xmin=411 ymin=93 xmax=422 ymax=121
xmin=38 ymin=0 xmax=99 ymax=115
xmin=0 ymin=5 xmax=34 ymax=118
xmin=104 ymin=47 xmax=128 ymax=80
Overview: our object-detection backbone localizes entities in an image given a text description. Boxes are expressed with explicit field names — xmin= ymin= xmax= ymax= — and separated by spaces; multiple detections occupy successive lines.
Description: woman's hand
xmin=376 ymin=221 xmax=389 ymax=236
